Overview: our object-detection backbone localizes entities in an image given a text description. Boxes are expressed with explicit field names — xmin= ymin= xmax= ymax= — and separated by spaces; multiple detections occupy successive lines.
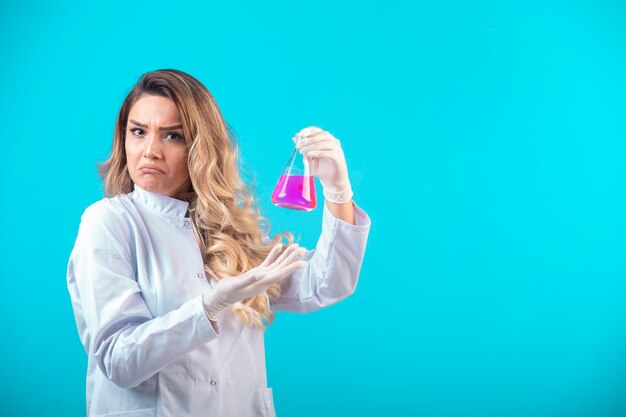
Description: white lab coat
xmin=66 ymin=183 xmax=371 ymax=417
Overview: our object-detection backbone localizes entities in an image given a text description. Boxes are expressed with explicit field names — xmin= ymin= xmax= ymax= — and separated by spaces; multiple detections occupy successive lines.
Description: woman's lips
xmin=139 ymin=167 xmax=165 ymax=174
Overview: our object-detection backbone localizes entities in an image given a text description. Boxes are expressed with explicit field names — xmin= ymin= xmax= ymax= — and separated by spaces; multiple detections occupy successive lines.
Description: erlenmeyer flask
xmin=271 ymin=135 xmax=317 ymax=211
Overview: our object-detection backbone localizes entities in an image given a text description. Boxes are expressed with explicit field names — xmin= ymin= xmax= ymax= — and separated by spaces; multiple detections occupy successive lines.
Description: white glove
xmin=293 ymin=126 xmax=354 ymax=204
xmin=202 ymin=243 xmax=307 ymax=320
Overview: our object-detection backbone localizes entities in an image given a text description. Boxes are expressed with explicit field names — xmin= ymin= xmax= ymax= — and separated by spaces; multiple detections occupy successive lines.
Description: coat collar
xmin=131 ymin=183 xmax=190 ymax=219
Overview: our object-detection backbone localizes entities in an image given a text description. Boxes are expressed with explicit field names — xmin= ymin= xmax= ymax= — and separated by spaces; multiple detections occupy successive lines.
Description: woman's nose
xmin=143 ymin=135 xmax=162 ymax=159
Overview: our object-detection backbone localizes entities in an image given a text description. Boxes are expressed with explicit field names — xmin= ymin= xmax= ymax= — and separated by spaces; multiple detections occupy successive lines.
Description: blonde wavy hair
xmin=97 ymin=69 xmax=295 ymax=329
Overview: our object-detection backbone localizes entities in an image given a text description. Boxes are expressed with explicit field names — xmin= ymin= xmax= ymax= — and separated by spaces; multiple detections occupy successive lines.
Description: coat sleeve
xmin=269 ymin=201 xmax=371 ymax=313
xmin=66 ymin=202 xmax=219 ymax=389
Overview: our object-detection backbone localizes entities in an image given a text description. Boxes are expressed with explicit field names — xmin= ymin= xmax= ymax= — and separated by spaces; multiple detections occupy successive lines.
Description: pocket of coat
xmin=92 ymin=407 xmax=157 ymax=417
xmin=262 ymin=388 xmax=276 ymax=417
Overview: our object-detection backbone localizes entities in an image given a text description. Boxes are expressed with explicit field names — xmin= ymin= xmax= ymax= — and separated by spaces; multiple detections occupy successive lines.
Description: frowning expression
xmin=125 ymin=95 xmax=191 ymax=200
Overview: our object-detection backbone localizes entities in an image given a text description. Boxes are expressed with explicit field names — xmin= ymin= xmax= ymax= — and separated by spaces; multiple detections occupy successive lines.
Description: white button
xmin=197 ymin=272 xmax=204 ymax=279
xmin=210 ymin=379 xmax=217 ymax=386
xmin=183 ymin=220 xmax=191 ymax=228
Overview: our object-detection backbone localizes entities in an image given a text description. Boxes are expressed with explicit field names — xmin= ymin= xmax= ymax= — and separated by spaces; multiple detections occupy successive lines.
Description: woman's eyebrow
xmin=129 ymin=119 xmax=183 ymax=130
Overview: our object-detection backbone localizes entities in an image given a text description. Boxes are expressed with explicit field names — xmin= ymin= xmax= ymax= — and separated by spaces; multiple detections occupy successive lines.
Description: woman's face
xmin=125 ymin=94 xmax=191 ymax=200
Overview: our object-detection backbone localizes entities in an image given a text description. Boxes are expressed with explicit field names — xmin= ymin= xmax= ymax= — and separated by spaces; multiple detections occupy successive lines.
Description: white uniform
xmin=66 ymin=183 xmax=371 ymax=417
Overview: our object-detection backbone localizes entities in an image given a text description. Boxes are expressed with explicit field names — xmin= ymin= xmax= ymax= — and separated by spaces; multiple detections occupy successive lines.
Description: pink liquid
xmin=271 ymin=174 xmax=316 ymax=211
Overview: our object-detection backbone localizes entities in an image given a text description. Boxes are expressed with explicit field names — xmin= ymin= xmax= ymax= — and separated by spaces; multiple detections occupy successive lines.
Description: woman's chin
xmin=137 ymin=179 xmax=163 ymax=193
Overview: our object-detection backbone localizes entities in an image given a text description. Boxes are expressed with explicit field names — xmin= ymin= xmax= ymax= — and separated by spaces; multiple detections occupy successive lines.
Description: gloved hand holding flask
xmin=293 ymin=126 xmax=354 ymax=204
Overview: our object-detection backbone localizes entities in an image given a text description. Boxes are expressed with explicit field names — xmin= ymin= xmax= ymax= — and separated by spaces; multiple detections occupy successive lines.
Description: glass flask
xmin=271 ymin=135 xmax=317 ymax=211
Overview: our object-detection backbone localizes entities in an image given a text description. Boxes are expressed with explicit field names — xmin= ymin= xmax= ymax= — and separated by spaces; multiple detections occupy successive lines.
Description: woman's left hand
xmin=293 ymin=126 xmax=353 ymax=203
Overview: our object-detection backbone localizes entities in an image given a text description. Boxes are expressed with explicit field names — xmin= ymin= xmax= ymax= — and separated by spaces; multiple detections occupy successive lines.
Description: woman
xmin=66 ymin=69 xmax=371 ymax=417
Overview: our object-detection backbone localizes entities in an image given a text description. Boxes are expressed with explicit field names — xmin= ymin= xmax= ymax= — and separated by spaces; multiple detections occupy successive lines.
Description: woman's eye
xmin=130 ymin=128 xmax=144 ymax=136
xmin=165 ymin=133 xmax=183 ymax=141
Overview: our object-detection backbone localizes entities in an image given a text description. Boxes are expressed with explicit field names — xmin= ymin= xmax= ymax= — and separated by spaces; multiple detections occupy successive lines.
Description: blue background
xmin=1 ymin=1 xmax=626 ymax=416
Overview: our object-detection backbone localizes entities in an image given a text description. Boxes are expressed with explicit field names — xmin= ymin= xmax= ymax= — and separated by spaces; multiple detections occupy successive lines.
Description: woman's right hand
xmin=202 ymin=243 xmax=308 ymax=320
